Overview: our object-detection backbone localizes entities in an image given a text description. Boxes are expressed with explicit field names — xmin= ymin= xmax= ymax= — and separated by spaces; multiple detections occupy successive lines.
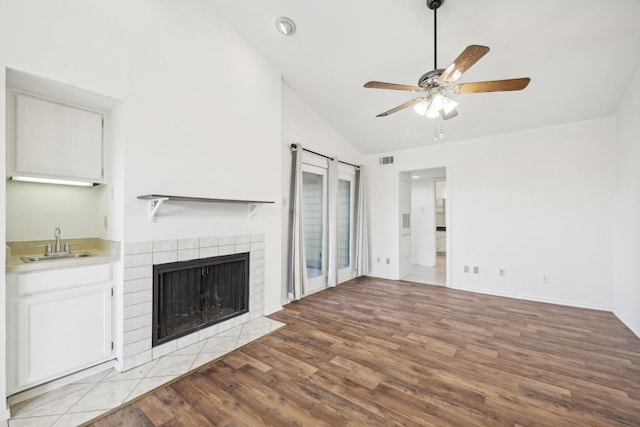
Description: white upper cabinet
xmin=9 ymin=92 xmax=104 ymax=183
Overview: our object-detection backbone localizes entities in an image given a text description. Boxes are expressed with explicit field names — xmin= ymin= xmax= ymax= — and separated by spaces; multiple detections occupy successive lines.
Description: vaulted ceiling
xmin=203 ymin=0 xmax=640 ymax=154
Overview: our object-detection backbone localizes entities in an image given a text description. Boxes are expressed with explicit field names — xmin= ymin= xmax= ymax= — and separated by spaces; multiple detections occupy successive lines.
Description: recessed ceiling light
xmin=276 ymin=17 xmax=296 ymax=36
xmin=412 ymin=175 xmax=421 ymax=179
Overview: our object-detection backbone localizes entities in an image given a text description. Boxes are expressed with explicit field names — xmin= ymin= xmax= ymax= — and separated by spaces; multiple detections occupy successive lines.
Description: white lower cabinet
xmin=7 ymin=264 xmax=114 ymax=394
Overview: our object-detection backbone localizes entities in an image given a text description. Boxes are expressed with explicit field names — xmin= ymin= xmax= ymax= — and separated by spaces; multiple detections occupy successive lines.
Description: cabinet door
xmin=15 ymin=283 xmax=112 ymax=389
xmin=13 ymin=93 xmax=103 ymax=182
xmin=436 ymin=233 xmax=446 ymax=253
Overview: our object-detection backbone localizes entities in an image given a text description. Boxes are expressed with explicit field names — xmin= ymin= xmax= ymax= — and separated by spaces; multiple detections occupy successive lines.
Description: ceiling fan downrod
xmin=427 ymin=0 xmax=443 ymax=70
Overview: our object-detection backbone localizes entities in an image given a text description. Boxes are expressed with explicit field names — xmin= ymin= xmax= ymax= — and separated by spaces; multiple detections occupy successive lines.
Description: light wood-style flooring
xmin=88 ymin=276 xmax=640 ymax=426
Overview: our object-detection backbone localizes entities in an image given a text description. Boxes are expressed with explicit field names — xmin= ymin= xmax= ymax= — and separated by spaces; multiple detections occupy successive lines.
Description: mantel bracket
xmin=248 ymin=203 xmax=259 ymax=220
xmin=149 ymin=197 xmax=169 ymax=223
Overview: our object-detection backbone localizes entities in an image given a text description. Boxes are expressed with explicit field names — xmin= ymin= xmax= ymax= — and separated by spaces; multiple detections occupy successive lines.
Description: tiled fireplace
xmin=121 ymin=234 xmax=265 ymax=371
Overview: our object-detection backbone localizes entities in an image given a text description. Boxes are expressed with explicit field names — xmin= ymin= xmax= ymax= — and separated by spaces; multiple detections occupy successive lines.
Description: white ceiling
xmin=203 ymin=0 xmax=640 ymax=155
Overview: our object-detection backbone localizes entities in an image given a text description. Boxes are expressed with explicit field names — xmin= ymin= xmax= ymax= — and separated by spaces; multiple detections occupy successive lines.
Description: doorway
xmin=402 ymin=167 xmax=447 ymax=286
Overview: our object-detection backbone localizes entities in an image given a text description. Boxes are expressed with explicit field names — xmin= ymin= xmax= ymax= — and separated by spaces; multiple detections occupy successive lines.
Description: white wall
xmin=614 ymin=65 xmax=640 ymax=337
xmin=411 ymin=178 xmax=435 ymax=266
xmin=118 ymin=1 xmax=283 ymax=318
xmin=281 ymin=85 xmax=363 ymax=163
xmin=6 ymin=182 xmax=108 ymax=241
xmin=281 ymin=84 xmax=363 ymax=301
xmin=0 ymin=0 xmax=285 ymax=416
xmin=366 ymin=118 xmax=615 ymax=310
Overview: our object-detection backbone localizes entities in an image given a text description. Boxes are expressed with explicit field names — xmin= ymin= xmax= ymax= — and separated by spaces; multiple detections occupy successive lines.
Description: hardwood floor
xmin=88 ymin=276 xmax=640 ymax=426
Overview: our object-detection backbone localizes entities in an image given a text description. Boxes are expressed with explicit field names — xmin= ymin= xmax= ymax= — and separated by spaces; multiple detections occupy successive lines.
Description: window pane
xmin=303 ymin=172 xmax=324 ymax=279
xmin=338 ymin=179 xmax=350 ymax=269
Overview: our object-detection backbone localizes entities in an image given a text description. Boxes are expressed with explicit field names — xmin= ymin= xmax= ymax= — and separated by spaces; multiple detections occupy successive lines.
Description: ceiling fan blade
xmin=376 ymin=98 xmax=424 ymax=117
xmin=453 ymin=77 xmax=531 ymax=94
xmin=439 ymin=45 xmax=490 ymax=85
xmin=441 ymin=108 xmax=458 ymax=120
xmin=364 ymin=81 xmax=422 ymax=92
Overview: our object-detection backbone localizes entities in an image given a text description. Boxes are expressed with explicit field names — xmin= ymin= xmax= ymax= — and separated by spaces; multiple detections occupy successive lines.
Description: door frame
xmin=398 ymin=166 xmax=451 ymax=288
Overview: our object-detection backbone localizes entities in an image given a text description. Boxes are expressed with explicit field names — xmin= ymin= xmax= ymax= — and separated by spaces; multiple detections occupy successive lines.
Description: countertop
xmin=6 ymin=238 xmax=119 ymax=273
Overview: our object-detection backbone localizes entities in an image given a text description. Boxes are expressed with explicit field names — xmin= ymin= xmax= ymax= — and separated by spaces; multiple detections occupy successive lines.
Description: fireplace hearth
xmin=152 ymin=252 xmax=249 ymax=347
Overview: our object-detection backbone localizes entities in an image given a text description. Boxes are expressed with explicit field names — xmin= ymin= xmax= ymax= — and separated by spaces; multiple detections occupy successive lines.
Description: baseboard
xmin=264 ymin=304 xmax=283 ymax=316
xmin=366 ymin=272 xmax=397 ymax=281
xmin=613 ymin=309 xmax=640 ymax=339
xmin=0 ymin=407 xmax=10 ymax=423
xmin=451 ymin=285 xmax=612 ymax=312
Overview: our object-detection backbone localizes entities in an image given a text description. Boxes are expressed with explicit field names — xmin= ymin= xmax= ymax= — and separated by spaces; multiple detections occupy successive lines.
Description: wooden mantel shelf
xmin=137 ymin=194 xmax=275 ymax=222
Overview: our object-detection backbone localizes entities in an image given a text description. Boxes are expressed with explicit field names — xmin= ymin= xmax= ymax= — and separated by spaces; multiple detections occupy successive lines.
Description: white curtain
xmin=326 ymin=157 xmax=339 ymax=287
xmin=287 ymin=144 xmax=307 ymax=300
xmin=354 ymin=167 xmax=369 ymax=277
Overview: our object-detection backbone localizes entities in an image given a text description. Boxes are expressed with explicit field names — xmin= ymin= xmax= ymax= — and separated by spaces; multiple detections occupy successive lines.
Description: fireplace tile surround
xmin=122 ymin=233 xmax=265 ymax=371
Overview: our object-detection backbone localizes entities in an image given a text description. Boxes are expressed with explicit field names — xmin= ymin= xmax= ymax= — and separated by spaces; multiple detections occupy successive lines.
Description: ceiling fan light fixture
xmin=425 ymin=108 xmax=440 ymax=119
xmin=413 ymin=99 xmax=429 ymax=116
xmin=429 ymin=91 xmax=448 ymax=110
xmin=442 ymin=98 xmax=458 ymax=115
xmin=276 ymin=17 xmax=296 ymax=36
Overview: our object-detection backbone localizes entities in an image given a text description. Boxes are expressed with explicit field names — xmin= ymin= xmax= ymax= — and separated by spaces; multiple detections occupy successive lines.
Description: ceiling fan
xmin=364 ymin=0 xmax=530 ymax=120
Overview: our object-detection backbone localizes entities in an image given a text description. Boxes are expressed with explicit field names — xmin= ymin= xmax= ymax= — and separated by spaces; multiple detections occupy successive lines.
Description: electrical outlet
xmin=386 ymin=258 xmax=390 ymax=265
xmin=104 ymin=215 xmax=108 ymax=229
xmin=542 ymin=274 xmax=550 ymax=284
xmin=473 ymin=266 xmax=479 ymax=274
xmin=499 ymin=268 xmax=505 ymax=277
xmin=464 ymin=265 xmax=470 ymax=273
xmin=377 ymin=257 xmax=380 ymax=263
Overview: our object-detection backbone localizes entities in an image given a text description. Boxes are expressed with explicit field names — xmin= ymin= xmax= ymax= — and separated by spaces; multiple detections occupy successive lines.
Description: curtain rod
xmin=290 ymin=144 xmax=360 ymax=169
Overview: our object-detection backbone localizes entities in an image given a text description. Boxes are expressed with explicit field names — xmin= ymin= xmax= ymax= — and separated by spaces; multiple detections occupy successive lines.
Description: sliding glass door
xmin=337 ymin=172 xmax=355 ymax=283
xmin=302 ymin=164 xmax=327 ymax=294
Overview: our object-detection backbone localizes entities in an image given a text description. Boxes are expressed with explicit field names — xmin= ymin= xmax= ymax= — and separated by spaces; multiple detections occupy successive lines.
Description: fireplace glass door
xmin=153 ymin=253 xmax=249 ymax=346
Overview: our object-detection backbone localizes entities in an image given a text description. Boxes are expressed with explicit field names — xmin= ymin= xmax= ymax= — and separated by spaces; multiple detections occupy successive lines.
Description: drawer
xmin=17 ymin=263 xmax=113 ymax=296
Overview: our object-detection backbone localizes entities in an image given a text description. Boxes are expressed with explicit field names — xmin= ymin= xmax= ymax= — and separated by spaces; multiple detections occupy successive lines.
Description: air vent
xmin=379 ymin=156 xmax=394 ymax=165
xmin=402 ymin=213 xmax=411 ymax=229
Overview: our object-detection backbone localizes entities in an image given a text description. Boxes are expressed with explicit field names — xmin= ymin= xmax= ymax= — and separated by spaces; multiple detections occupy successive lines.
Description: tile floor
xmin=402 ymin=255 xmax=446 ymax=286
xmin=5 ymin=317 xmax=285 ymax=427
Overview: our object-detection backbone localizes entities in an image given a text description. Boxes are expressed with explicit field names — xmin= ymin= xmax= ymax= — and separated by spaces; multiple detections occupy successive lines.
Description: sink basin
xmin=21 ymin=252 xmax=97 ymax=263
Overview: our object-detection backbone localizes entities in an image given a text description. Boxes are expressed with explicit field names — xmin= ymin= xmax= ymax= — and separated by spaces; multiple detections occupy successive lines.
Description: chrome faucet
xmin=54 ymin=227 xmax=62 ymax=253
xmin=39 ymin=227 xmax=76 ymax=256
